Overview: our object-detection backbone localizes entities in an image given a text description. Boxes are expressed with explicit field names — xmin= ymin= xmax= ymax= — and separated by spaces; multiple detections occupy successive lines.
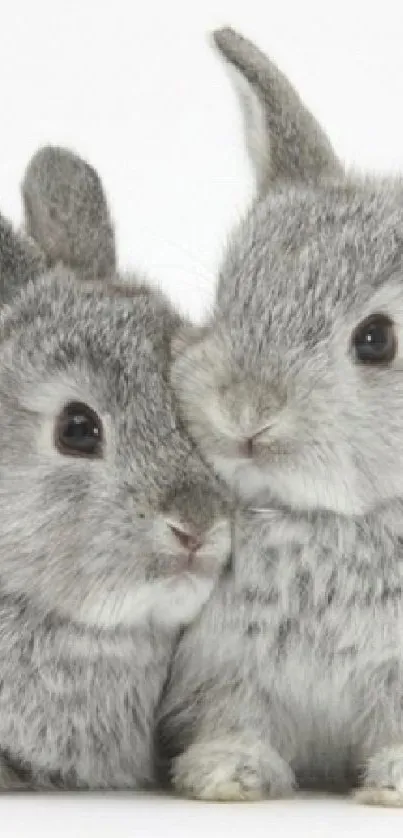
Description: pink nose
xmin=169 ymin=525 xmax=203 ymax=553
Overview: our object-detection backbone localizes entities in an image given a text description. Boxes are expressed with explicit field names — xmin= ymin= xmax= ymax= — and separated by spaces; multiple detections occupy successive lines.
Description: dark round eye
xmin=352 ymin=314 xmax=397 ymax=364
xmin=55 ymin=401 xmax=103 ymax=458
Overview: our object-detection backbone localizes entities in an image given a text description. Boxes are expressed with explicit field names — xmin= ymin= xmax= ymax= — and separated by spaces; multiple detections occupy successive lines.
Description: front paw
xmin=171 ymin=735 xmax=296 ymax=802
xmin=354 ymin=745 xmax=403 ymax=807
xmin=0 ymin=758 xmax=31 ymax=790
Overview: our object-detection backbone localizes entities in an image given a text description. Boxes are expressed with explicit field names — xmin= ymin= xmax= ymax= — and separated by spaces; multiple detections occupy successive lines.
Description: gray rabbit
xmin=157 ymin=28 xmax=403 ymax=806
xmin=0 ymin=147 xmax=231 ymax=789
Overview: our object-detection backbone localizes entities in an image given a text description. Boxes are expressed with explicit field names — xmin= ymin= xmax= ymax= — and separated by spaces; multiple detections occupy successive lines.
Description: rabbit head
xmin=0 ymin=149 xmax=231 ymax=632
xmin=172 ymin=28 xmax=403 ymax=517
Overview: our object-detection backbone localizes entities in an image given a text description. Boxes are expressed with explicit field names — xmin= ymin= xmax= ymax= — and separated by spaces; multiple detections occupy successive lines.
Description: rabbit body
xmin=0 ymin=268 xmax=230 ymax=790
xmin=158 ymin=29 xmax=403 ymax=805
xmin=0 ymin=149 xmax=231 ymax=789
xmin=160 ymin=504 xmax=403 ymax=798
xmin=0 ymin=592 xmax=173 ymax=789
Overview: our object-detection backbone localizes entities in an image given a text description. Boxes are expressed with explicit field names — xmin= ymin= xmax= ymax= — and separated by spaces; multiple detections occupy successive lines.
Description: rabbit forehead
xmin=218 ymin=181 xmax=403 ymax=351
xmin=6 ymin=271 xmax=167 ymax=363
xmin=1 ymin=273 xmax=177 ymax=433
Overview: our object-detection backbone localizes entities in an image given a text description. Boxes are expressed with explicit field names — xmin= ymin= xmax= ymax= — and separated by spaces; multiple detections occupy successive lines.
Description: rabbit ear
xmin=0 ymin=214 xmax=46 ymax=306
xmin=21 ymin=146 xmax=116 ymax=282
xmin=212 ymin=27 xmax=343 ymax=193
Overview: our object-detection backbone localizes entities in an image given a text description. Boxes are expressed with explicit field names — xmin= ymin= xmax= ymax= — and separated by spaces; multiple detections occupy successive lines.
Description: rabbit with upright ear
xmin=0 ymin=150 xmax=231 ymax=790
xmin=157 ymin=28 xmax=403 ymax=806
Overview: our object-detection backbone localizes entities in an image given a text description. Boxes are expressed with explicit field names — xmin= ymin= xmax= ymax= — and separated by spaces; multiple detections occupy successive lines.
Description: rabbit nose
xmin=168 ymin=524 xmax=203 ymax=553
xmin=239 ymin=423 xmax=273 ymax=458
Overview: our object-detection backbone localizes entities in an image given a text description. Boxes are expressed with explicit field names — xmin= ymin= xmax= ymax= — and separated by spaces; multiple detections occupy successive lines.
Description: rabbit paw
xmin=171 ymin=735 xmax=296 ymax=801
xmin=0 ymin=757 xmax=30 ymax=790
xmin=354 ymin=745 xmax=403 ymax=807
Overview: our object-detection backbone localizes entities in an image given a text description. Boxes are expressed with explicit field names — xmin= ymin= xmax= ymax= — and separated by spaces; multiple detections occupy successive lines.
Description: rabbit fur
xmin=157 ymin=28 xmax=403 ymax=806
xmin=0 ymin=147 xmax=231 ymax=789
xmin=22 ymin=145 xmax=116 ymax=282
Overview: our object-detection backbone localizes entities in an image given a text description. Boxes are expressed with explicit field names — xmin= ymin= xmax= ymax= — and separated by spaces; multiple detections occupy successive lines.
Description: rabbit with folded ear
xmin=157 ymin=28 xmax=403 ymax=806
xmin=0 ymin=155 xmax=232 ymax=789
xmin=22 ymin=145 xmax=116 ymax=281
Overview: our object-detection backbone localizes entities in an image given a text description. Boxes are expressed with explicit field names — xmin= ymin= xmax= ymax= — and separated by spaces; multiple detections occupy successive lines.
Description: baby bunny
xmin=0 ymin=152 xmax=231 ymax=790
xmin=157 ymin=28 xmax=403 ymax=806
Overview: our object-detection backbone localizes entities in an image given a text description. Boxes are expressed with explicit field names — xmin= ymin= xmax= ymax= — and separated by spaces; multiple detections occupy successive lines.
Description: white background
xmin=2 ymin=0 xmax=403 ymax=833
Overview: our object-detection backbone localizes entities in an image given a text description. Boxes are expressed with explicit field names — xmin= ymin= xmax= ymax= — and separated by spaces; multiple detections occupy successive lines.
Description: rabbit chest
xmin=230 ymin=511 xmax=403 ymax=770
xmin=0 ymin=604 xmax=175 ymax=789
xmin=174 ymin=511 xmax=403 ymax=785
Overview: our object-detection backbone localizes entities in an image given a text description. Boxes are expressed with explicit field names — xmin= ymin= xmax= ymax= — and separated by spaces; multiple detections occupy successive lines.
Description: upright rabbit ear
xmin=213 ymin=27 xmax=343 ymax=193
xmin=21 ymin=146 xmax=116 ymax=282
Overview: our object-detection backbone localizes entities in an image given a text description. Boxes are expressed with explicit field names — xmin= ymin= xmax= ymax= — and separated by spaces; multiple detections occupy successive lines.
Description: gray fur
xmin=22 ymin=145 xmax=116 ymax=281
xmin=213 ymin=27 xmax=342 ymax=193
xmin=0 ymin=143 xmax=116 ymax=306
xmin=0 ymin=269 xmax=231 ymax=790
xmin=0 ymin=214 xmax=45 ymax=306
xmin=158 ymin=28 xmax=403 ymax=803
xmin=0 ymin=151 xmax=231 ymax=789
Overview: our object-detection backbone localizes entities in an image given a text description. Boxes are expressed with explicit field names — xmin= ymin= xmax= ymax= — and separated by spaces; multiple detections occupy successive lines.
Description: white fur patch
xmin=355 ymin=744 xmax=403 ymax=808
xmin=354 ymin=787 xmax=403 ymax=807
xmin=213 ymin=453 xmax=365 ymax=516
xmin=75 ymin=574 xmax=215 ymax=631
xmin=172 ymin=736 xmax=295 ymax=802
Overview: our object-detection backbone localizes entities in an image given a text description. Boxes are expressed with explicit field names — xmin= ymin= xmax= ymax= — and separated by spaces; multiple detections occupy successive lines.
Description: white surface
xmin=2 ymin=793 xmax=403 ymax=837
xmin=1 ymin=0 xmax=403 ymax=832
xmin=2 ymin=0 xmax=403 ymax=322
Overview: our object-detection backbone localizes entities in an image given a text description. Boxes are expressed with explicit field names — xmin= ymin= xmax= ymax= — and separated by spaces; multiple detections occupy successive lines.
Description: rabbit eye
xmin=55 ymin=402 xmax=103 ymax=458
xmin=352 ymin=314 xmax=397 ymax=364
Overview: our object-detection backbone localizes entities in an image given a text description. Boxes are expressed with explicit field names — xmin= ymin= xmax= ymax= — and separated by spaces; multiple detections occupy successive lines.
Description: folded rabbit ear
xmin=212 ymin=27 xmax=343 ymax=194
xmin=21 ymin=146 xmax=116 ymax=282
xmin=0 ymin=215 xmax=46 ymax=306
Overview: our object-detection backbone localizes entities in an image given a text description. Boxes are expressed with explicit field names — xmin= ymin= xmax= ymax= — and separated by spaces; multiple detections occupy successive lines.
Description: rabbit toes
xmin=171 ymin=735 xmax=296 ymax=801
xmin=354 ymin=745 xmax=403 ymax=807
